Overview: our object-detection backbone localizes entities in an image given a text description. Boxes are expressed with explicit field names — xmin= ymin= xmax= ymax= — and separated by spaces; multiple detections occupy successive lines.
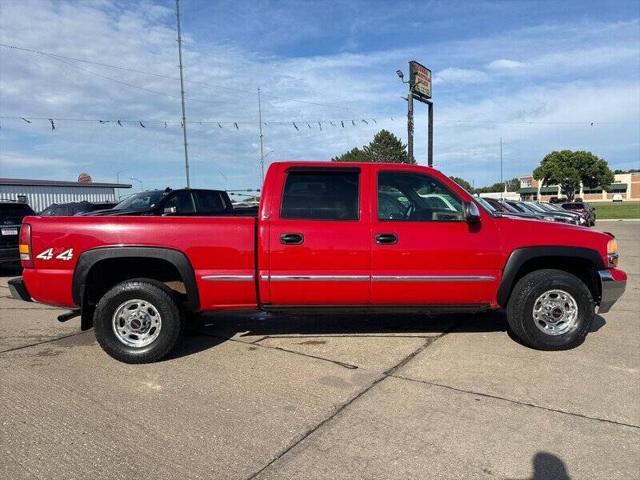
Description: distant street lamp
xmin=130 ymin=177 xmax=143 ymax=192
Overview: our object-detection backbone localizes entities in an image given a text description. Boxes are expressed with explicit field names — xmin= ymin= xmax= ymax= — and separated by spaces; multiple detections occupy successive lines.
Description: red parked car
xmin=9 ymin=162 xmax=626 ymax=363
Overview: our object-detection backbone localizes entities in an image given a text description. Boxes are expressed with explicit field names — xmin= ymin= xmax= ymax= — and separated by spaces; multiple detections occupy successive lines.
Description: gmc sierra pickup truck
xmin=9 ymin=162 xmax=627 ymax=363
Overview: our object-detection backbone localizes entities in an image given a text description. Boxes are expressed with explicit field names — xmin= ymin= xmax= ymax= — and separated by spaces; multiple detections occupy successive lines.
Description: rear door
xmin=371 ymin=167 xmax=502 ymax=306
xmin=266 ymin=166 xmax=371 ymax=305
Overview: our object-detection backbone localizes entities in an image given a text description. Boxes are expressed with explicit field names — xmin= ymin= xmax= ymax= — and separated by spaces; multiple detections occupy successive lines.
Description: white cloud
xmin=487 ymin=59 xmax=524 ymax=70
xmin=433 ymin=68 xmax=489 ymax=85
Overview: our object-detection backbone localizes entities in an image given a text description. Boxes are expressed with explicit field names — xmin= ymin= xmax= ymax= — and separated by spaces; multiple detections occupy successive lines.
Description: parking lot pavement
xmin=1 ymin=221 xmax=639 ymax=479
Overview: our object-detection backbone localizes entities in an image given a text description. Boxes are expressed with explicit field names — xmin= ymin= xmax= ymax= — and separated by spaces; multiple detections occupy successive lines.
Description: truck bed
xmin=23 ymin=215 xmax=258 ymax=309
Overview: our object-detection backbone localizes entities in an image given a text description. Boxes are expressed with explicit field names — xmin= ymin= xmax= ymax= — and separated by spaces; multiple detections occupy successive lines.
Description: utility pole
xmin=500 ymin=137 xmax=504 ymax=199
xmin=258 ymin=88 xmax=265 ymax=181
xmin=176 ymin=0 xmax=190 ymax=188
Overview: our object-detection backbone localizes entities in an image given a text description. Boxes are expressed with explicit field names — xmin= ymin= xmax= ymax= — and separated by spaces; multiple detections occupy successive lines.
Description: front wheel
xmin=94 ymin=279 xmax=184 ymax=363
xmin=506 ymin=269 xmax=594 ymax=350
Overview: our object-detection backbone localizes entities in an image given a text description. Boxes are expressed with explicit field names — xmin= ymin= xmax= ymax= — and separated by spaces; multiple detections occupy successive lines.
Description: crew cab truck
xmin=9 ymin=162 xmax=627 ymax=363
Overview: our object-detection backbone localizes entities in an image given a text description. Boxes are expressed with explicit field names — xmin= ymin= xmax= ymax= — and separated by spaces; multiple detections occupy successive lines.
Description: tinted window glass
xmin=114 ymin=191 xmax=166 ymax=211
xmin=164 ymin=191 xmax=195 ymax=214
xmin=281 ymin=171 xmax=359 ymax=220
xmin=194 ymin=191 xmax=228 ymax=214
xmin=378 ymin=171 xmax=464 ymax=221
xmin=0 ymin=203 xmax=35 ymax=224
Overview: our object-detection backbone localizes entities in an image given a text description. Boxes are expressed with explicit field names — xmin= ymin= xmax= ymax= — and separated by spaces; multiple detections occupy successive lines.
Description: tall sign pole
xmin=427 ymin=101 xmax=433 ymax=167
xmin=407 ymin=90 xmax=414 ymax=163
xmin=176 ymin=0 xmax=190 ymax=188
xmin=258 ymin=88 xmax=265 ymax=181
xmin=407 ymin=61 xmax=433 ymax=166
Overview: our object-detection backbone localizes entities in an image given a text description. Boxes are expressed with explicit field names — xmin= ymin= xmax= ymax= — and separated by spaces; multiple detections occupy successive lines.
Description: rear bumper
xmin=8 ymin=277 xmax=32 ymax=302
xmin=0 ymin=246 xmax=19 ymax=263
xmin=598 ymin=269 xmax=626 ymax=314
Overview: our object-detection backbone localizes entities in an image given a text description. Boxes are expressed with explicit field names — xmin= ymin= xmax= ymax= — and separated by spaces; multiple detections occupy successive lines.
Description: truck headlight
xmin=607 ymin=239 xmax=619 ymax=267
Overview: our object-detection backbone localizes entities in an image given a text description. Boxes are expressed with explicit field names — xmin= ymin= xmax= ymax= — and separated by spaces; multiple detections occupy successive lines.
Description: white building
xmin=0 ymin=178 xmax=131 ymax=213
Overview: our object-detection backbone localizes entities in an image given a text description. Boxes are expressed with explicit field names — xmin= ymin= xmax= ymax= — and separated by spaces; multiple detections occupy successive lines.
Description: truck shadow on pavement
xmin=165 ymin=309 xmax=606 ymax=361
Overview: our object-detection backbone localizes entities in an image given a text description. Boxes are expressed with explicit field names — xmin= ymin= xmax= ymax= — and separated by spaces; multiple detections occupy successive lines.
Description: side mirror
xmin=464 ymin=201 xmax=481 ymax=223
xmin=163 ymin=206 xmax=177 ymax=215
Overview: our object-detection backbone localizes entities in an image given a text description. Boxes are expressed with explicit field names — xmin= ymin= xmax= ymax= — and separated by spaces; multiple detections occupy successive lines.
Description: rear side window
xmin=194 ymin=191 xmax=229 ymax=214
xmin=164 ymin=191 xmax=196 ymax=214
xmin=281 ymin=170 xmax=359 ymax=220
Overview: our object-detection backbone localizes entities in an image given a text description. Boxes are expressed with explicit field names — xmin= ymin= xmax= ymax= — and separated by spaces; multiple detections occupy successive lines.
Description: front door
xmin=267 ymin=166 xmax=371 ymax=305
xmin=371 ymin=167 xmax=502 ymax=306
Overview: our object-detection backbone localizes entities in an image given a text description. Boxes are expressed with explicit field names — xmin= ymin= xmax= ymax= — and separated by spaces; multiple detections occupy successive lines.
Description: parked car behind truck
xmin=9 ymin=162 xmax=627 ymax=363
xmin=1 ymin=201 xmax=35 ymax=265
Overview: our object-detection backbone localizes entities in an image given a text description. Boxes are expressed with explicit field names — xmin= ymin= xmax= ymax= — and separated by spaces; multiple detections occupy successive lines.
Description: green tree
xmin=533 ymin=150 xmax=614 ymax=201
xmin=450 ymin=176 xmax=474 ymax=192
xmin=332 ymin=129 xmax=412 ymax=163
xmin=474 ymin=178 xmax=519 ymax=193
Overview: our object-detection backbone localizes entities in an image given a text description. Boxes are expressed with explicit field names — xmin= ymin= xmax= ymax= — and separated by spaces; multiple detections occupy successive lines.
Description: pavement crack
xmin=199 ymin=333 xmax=358 ymax=369
xmin=244 ymin=322 xmax=461 ymax=479
xmin=392 ymin=375 xmax=640 ymax=430
xmin=0 ymin=330 xmax=88 ymax=355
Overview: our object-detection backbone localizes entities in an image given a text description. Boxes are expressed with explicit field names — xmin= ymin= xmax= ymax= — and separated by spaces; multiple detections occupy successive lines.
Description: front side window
xmin=281 ymin=170 xmax=359 ymax=220
xmin=377 ymin=171 xmax=464 ymax=221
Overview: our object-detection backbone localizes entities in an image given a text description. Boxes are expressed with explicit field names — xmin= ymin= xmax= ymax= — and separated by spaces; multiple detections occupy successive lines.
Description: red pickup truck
xmin=9 ymin=162 xmax=627 ymax=363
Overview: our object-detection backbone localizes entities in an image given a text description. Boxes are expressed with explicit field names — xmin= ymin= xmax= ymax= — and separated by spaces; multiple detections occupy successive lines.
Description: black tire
xmin=506 ymin=269 xmax=594 ymax=350
xmin=94 ymin=279 xmax=184 ymax=363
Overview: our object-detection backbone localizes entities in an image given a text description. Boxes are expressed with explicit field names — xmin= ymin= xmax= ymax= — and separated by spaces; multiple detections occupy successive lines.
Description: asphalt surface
xmin=0 ymin=221 xmax=638 ymax=480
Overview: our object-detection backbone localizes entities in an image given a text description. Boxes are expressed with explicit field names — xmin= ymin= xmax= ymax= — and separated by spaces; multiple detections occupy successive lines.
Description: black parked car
xmin=0 ymin=202 xmax=35 ymax=265
xmin=83 ymin=188 xmax=257 ymax=217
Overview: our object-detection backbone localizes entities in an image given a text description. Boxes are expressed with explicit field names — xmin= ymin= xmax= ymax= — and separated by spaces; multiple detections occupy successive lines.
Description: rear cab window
xmin=193 ymin=190 xmax=231 ymax=214
xmin=280 ymin=169 xmax=360 ymax=221
xmin=1 ymin=203 xmax=35 ymax=224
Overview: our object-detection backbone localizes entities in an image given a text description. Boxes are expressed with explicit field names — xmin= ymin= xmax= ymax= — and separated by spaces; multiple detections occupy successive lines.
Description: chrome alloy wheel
xmin=112 ymin=299 xmax=162 ymax=348
xmin=532 ymin=289 xmax=579 ymax=336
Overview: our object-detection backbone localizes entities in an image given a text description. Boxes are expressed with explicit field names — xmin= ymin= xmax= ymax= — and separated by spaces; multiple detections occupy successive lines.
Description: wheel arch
xmin=497 ymin=246 xmax=604 ymax=308
xmin=73 ymin=247 xmax=200 ymax=330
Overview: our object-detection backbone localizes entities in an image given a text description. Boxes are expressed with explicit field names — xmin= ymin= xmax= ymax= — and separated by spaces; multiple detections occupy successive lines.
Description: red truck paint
xmin=18 ymin=162 xmax=626 ymax=312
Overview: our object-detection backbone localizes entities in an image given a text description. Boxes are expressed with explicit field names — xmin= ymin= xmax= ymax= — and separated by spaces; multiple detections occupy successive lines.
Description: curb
xmin=596 ymin=219 xmax=640 ymax=222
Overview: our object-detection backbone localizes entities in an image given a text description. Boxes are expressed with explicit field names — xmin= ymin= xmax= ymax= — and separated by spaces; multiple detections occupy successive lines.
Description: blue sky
xmin=0 ymin=0 xmax=639 ymax=191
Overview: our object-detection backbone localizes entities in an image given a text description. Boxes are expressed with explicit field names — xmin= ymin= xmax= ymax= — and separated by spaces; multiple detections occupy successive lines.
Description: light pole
xmin=130 ymin=177 xmax=143 ymax=192
xmin=116 ymin=170 xmax=125 ymax=200
xmin=396 ymin=69 xmax=414 ymax=163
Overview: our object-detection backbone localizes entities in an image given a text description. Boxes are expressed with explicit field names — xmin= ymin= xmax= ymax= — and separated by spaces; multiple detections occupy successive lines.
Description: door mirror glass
xmin=163 ymin=206 xmax=177 ymax=215
xmin=464 ymin=201 xmax=481 ymax=223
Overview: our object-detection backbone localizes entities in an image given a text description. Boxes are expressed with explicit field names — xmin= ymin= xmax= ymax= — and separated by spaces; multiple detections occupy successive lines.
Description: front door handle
xmin=375 ymin=233 xmax=398 ymax=245
xmin=280 ymin=233 xmax=304 ymax=245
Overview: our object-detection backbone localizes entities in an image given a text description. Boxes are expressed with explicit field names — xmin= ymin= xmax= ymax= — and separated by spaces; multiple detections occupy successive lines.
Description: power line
xmin=0 ymin=42 xmax=368 ymax=113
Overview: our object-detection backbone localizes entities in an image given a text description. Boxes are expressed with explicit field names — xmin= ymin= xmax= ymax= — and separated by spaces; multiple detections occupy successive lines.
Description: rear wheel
xmin=506 ymin=269 xmax=594 ymax=350
xmin=94 ymin=279 xmax=184 ymax=363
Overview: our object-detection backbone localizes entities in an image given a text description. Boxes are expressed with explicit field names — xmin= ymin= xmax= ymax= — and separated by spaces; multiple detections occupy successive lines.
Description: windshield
xmin=447 ymin=179 xmax=497 ymax=217
xmin=524 ymin=202 xmax=546 ymax=213
xmin=474 ymin=196 xmax=498 ymax=214
xmin=113 ymin=191 xmax=167 ymax=211
xmin=0 ymin=203 xmax=35 ymax=224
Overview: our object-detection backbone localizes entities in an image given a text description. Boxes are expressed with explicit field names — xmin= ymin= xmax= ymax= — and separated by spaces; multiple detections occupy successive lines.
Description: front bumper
xmin=598 ymin=269 xmax=626 ymax=314
xmin=8 ymin=277 xmax=32 ymax=302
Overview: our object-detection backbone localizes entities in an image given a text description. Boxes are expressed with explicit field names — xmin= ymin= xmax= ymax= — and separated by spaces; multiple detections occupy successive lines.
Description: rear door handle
xmin=280 ymin=233 xmax=304 ymax=245
xmin=375 ymin=233 xmax=398 ymax=245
